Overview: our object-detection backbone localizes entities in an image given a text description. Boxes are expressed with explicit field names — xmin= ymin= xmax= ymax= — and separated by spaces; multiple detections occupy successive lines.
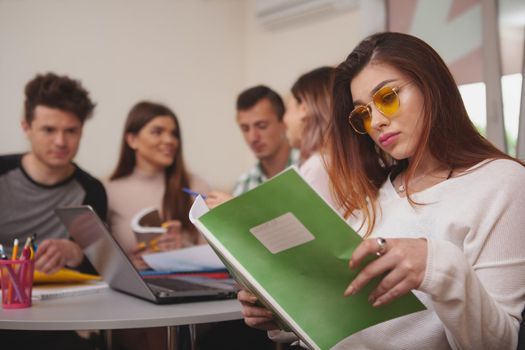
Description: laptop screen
xmin=55 ymin=206 xmax=165 ymax=301
xmin=55 ymin=206 xmax=237 ymax=304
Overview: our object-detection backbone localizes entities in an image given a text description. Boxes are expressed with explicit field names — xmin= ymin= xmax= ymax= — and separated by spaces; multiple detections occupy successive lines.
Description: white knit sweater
xmin=271 ymin=159 xmax=525 ymax=349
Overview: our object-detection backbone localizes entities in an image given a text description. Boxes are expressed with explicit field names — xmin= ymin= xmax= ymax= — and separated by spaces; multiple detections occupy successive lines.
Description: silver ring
xmin=376 ymin=237 xmax=387 ymax=256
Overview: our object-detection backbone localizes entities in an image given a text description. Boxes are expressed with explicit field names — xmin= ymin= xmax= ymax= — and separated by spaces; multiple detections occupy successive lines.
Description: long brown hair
xmin=291 ymin=66 xmax=334 ymax=159
xmin=327 ymin=32 xmax=522 ymax=237
xmin=110 ymin=101 xmax=193 ymax=231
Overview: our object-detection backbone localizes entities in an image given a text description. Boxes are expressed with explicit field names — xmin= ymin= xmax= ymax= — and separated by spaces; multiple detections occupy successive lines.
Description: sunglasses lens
xmin=373 ymin=86 xmax=399 ymax=116
xmin=349 ymin=106 xmax=371 ymax=134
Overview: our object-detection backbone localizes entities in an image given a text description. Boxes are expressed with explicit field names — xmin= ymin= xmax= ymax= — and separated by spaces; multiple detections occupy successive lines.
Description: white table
xmin=0 ymin=288 xmax=243 ymax=349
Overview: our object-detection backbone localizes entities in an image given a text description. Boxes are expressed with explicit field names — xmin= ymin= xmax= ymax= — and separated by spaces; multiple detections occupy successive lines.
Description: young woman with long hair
xmin=283 ymin=66 xmax=335 ymax=205
xmin=239 ymin=32 xmax=525 ymax=349
xmin=105 ymin=101 xmax=211 ymax=350
xmin=286 ymin=66 xmax=333 ymax=160
xmin=106 ymin=101 xmax=208 ymax=266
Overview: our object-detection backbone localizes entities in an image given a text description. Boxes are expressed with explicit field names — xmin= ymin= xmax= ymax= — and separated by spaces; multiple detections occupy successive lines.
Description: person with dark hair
xmin=206 ymin=85 xmax=299 ymax=208
xmin=239 ymin=32 xmax=525 ymax=349
xmin=202 ymin=85 xmax=294 ymax=348
xmin=105 ymin=101 xmax=209 ymax=265
xmin=204 ymin=71 xmax=335 ymax=350
xmin=232 ymin=85 xmax=299 ymax=196
xmin=232 ymin=67 xmax=336 ymax=350
xmin=104 ymin=101 xmax=211 ymax=350
xmin=0 ymin=72 xmax=105 ymax=349
xmin=0 ymin=72 xmax=104 ymax=273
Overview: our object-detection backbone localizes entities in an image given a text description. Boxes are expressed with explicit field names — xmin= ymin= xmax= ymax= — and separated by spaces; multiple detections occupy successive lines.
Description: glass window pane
xmin=459 ymin=82 xmax=486 ymax=135
xmin=502 ymin=73 xmax=523 ymax=156
xmin=499 ymin=0 xmax=524 ymax=156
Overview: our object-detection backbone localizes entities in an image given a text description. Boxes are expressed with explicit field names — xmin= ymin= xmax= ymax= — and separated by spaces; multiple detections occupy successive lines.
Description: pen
xmin=31 ymin=233 xmax=38 ymax=253
xmin=183 ymin=187 xmax=207 ymax=199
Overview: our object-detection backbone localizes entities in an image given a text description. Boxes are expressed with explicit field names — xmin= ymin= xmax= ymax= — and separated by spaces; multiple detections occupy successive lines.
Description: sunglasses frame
xmin=348 ymin=85 xmax=401 ymax=135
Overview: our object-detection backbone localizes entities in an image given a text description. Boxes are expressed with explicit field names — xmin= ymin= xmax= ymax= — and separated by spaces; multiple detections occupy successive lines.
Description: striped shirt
xmin=232 ymin=148 xmax=300 ymax=196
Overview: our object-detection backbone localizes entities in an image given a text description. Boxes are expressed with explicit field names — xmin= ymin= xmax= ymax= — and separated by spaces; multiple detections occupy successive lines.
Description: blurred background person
xmin=0 ymin=72 xmax=104 ymax=350
xmin=206 ymin=85 xmax=299 ymax=207
xmin=283 ymin=66 xmax=335 ymax=206
xmin=104 ymin=101 xmax=210 ymax=350
xmin=105 ymin=101 xmax=209 ymax=269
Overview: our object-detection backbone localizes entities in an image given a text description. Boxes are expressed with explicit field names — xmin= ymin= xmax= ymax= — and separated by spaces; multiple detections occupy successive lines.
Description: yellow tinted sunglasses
xmin=348 ymin=85 xmax=401 ymax=134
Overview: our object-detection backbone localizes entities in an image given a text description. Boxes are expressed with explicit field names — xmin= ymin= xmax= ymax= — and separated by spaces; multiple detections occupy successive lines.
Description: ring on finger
xmin=376 ymin=237 xmax=387 ymax=256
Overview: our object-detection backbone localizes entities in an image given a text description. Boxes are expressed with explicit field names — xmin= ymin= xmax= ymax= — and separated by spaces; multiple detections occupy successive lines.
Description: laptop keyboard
xmin=148 ymin=278 xmax=217 ymax=292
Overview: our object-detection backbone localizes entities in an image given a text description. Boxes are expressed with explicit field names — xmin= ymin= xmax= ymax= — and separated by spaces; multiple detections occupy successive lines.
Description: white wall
xmin=0 ymin=0 xmax=363 ymax=191
xmin=243 ymin=1 xmax=363 ymax=97
xmin=0 ymin=0 xmax=249 ymax=190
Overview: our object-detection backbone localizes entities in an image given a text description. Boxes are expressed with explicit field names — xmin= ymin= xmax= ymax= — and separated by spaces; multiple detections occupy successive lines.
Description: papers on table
xmin=31 ymin=281 xmax=108 ymax=300
xmin=142 ymin=244 xmax=226 ymax=272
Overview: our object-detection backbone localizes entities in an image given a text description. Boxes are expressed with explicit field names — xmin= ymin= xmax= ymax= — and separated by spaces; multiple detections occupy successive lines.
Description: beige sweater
xmin=104 ymin=169 xmax=210 ymax=253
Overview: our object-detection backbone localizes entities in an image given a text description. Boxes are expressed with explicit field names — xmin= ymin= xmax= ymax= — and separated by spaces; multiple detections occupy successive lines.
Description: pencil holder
xmin=0 ymin=259 xmax=34 ymax=309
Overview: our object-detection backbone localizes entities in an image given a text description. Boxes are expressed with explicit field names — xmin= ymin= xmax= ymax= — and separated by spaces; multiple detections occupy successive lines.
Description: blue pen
xmin=31 ymin=233 xmax=38 ymax=253
xmin=183 ymin=187 xmax=207 ymax=199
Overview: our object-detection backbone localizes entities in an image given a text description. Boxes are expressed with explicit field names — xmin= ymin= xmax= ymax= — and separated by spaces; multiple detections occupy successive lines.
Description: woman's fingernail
xmin=349 ymin=260 xmax=354 ymax=269
xmin=344 ymin=285 xmax=355 ymax=297
xmin=372 ymin=299 xmax=383 ymax=307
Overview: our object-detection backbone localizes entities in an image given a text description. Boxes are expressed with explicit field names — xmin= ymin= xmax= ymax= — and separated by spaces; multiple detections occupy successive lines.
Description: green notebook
xmin=189 ymin=167 xmax=425 ymax=350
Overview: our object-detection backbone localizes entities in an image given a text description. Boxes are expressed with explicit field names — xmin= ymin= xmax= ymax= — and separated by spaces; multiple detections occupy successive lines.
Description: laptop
xmin=55 ymin=206 xmax=237 ymax=304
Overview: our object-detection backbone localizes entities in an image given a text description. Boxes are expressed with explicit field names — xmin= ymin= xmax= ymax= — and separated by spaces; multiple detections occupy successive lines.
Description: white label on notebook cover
xmin=249 ymin=212 xmax=314 ymax=254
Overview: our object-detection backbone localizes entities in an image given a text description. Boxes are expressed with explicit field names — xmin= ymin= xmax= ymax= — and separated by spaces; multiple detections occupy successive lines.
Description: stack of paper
xmin=30 ymin=268 xmax=107 ymax=300
xmin=32 ymin=281 xmax=108 ymax=300
xmin=142 ymin=244 xmax=226 ymax=272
